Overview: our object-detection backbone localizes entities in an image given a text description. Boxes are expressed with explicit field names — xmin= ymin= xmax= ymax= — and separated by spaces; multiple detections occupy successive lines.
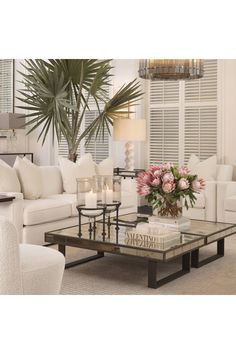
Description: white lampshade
xmin=113 ymin=119 xmax=146 ymax=141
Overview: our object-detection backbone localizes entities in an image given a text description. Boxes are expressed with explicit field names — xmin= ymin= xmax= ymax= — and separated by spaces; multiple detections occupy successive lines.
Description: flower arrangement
xmin=137 ymin=163 xmax=205 ymax=218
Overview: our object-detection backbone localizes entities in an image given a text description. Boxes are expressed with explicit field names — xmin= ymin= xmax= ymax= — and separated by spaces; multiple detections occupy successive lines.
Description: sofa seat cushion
xmin=23 ymin=199 xmax=72 ymax=226
xmin=47 ymin=194 xmax=78 ymax=216
xmin=225 ymin=196 xmax=236 ymax=212
xmin=192 ymin=192 xmax=205 ymax=209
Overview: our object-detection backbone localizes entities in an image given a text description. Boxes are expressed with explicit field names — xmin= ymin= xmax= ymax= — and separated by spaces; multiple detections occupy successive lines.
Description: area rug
xmin=60 ymin=234 xmax=236 ymax=295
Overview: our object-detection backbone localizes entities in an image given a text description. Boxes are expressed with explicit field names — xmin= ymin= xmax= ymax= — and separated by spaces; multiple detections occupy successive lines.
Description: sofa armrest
xmin=204 ymin=181 xmax=217 ymax=221
xmin=217 ymin=181 xmax=236 ymax=222
xmin=217 ymin=164 xmax=233 ymax=181
xmin=0 ymin=192 xmax=24 ymax=242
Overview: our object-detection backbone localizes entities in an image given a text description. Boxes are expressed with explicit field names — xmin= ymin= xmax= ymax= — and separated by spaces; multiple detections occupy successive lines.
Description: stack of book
xmin=125 ymin=222 xmax=181 ymax=250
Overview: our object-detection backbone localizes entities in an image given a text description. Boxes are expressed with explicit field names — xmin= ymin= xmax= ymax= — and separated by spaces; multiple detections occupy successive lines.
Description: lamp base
xmin=124 ymin=141 xmax=134 ymax=171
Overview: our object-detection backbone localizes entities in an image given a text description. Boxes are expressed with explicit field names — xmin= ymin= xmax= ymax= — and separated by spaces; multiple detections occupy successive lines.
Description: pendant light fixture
xmin=139 ymin=59 xmax=203 ymax=80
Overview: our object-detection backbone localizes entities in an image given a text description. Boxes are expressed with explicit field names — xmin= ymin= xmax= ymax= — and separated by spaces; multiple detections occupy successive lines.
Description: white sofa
xmin=183 ymin=164 xmax=233 ymax=222
xmin=0 ymin=166 xmax=138 ymax=245
xmin=217 ymin=181 xmax=236 ymax=223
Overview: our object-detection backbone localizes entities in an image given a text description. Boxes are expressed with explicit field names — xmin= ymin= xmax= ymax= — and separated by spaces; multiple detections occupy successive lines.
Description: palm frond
xmin=17 ymin=59 xmax=143 ymax=157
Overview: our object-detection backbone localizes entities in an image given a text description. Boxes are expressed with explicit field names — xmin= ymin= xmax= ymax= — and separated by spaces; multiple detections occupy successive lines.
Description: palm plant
xmin=17 ymin=59 xmax=143 ymax=161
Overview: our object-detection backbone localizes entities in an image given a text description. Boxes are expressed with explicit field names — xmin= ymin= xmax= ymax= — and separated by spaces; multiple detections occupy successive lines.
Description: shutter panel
xmin=149 ymin=108 xmax=179 ymax=165
xmin=0 ymin=59 xmax=13 ymax=112
xmin=149 ymin=80 xmax=180 ymax=165
xmin=185 ymin=60 xmax=217 ymax=102
xmin=184 ymin=106 xmax=217 ymax=164
xmin=184 ymin=59 xmax=218 ymax=164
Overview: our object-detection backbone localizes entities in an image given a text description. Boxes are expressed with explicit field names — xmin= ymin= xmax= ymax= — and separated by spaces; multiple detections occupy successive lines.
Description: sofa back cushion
xmin=39 ymin=166 xmax=63 ymax=197
xmin=13 ymin=157 xmax=42 ymax=199
xmin=187 ymin=154 xmax=217 ymax=181
xmin=94 ymin=157 xmax=113 ymax=176
xmin=58 ymin=154 xmax=96 ymax=194
xmin=0 ymin=159 xmax=21 ymax=192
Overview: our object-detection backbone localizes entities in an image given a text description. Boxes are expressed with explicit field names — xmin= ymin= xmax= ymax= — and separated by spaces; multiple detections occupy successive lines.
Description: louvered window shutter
xmin=184 ymin=60 xmax=218 ymax=164
xmin=0 ymin=59 xmax=13 ymax=112
xmin=149 ymin=60 xmax=218 ymax=166
xmin=149 ymin=81 xmax=180 ymax=165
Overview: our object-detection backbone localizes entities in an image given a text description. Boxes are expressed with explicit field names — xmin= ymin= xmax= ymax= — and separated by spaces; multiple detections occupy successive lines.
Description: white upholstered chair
xmin=0 ymin=216 xmax=65 ymax=295
xmin=183 ymin=164 xmax=233 ymax=222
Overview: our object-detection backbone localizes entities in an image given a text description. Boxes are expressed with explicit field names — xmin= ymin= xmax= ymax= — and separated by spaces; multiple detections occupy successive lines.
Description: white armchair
xmin=183 ymin=164 xmax=233 ymax=222
xmin=0 ymin=216 xmax=65 ymax=295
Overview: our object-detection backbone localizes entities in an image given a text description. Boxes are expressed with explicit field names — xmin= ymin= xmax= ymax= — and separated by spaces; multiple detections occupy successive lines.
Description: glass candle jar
xmin=103 ymin=175 xmax=122 ymax=204
xmin=76 ymin=177 xmax=97 ymax=208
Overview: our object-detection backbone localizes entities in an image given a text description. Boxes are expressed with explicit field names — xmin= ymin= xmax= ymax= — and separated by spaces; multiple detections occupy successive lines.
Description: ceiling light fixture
xmin=139 ymin=59 xmax=203 ymax=80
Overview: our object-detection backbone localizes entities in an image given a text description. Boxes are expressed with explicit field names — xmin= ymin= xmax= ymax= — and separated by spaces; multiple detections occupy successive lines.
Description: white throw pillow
xmin=0 ymin=159 xmax=21 ymax=192
xmin=187 ymin=154 xmax=200 ymax=172
xmin=187 ymin=154 xmax=217 ymax=181
xmin=13 ymin=157 xmax=43 ymax=199
xmin=94 ymin=157 xmax=114 ymax=176
xmin=58 ymin=154 xmax=96 ymax=194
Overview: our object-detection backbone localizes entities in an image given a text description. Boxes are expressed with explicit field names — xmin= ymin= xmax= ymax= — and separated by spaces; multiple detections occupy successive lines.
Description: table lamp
xmin=113 ymin=119 xmax=146 ymax=171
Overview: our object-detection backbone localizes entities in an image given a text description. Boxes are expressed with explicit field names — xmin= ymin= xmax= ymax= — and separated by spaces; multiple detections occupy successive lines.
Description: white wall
xmin=112 ymin=59 xmax=147 ymax=169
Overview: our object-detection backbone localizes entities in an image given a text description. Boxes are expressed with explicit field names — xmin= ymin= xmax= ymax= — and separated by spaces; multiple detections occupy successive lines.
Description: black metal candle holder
xmin=103 ymin=201 xmax=121 ymax=242
xmin=76 ymin=201 xmax=121 ymax=243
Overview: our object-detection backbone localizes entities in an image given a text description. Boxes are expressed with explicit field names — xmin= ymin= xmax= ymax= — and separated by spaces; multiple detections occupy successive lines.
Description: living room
xmin=1 ymin=1 xmax=235 ymax=353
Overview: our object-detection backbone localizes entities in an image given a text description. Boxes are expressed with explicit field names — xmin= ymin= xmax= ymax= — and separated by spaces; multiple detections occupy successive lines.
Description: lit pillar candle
xmin=106 ymin=188 xmax=113 ymax=204
xmin=85 ymin=190 xmax=97 ymax=208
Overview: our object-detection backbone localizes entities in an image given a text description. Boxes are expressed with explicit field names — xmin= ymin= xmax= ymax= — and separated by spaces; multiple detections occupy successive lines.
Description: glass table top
xmin=47 ymin=213 xmax=224 ymax=261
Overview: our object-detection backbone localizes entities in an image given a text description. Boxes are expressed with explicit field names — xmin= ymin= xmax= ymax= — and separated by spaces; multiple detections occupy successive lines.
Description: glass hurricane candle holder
xmin=77 ymin=177 xmax=97 ymax=207
xmin=102 ymin=175 xmax=122 ymax=204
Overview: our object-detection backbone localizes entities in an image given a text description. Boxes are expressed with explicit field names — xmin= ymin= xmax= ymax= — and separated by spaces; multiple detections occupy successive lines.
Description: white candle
xmin=106 ymin=188 xmax=113 ymax=204
xmin=85 ymin=190 xmax=97 ymax=208
xmin=98 ymin=189 xmax=105 ymax=204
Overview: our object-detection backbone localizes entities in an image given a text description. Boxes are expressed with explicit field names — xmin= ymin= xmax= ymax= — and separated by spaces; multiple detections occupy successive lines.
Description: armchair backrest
xmin=216 ymin=164 xmax=233 ymax=181
xmin=0 ymin=216 xmax=22 ymax=294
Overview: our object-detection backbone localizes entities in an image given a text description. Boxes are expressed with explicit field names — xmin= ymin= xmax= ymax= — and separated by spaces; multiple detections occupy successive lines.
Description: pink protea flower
xmin=149 ymin=165 xmax=161 ymax=173
xmin=162 ymin=181 xmax=175 ymax=193
xmin=153 ymin=169 xmax=162 ymax=177
xmin=151 ymin=177 xmax=161 ymax=187
xmin=192 ymin=178 xmax=205 ymax=192
xmin=178 ymin=178 xmax=190 ymax=190
xmin=137 ymin=184 xmax=150 ymax=196
xmin=162 ymin=172 xmax=174 ymax=183
xmin=162 ymin=162 xmax=173 ymax=171
xmin=137 ymin=171 xmax=150 ymax=185
xmin=178 ymin=166 xmax=190 ymax=177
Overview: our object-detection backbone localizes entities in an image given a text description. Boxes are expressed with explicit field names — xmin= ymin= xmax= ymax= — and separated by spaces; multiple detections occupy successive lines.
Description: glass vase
xmin=155 ymin=200 xmax=182 ymax=219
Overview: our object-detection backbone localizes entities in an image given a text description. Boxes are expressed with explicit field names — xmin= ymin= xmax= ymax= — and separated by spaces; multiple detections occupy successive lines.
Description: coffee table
xmin=45 ymin=214 xmax=236 ymax=289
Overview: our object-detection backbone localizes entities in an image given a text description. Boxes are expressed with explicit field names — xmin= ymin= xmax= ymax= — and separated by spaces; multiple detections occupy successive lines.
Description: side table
xmin=0 ymin=195 xmax=16 ymax=203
